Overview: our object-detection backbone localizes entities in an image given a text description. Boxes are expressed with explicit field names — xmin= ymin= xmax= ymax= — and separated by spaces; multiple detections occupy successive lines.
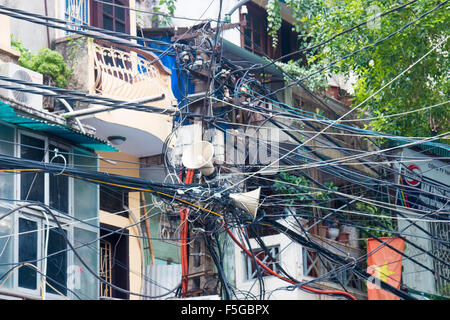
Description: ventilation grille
xmin=11 ymin=69 xmax=33 ymax=104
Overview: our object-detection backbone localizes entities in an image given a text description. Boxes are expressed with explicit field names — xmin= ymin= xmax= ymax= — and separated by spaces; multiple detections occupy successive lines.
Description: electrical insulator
xmin=192 ymin=58 xmax=204 ymax=69
xmin=180 ymin=51 xmax=190 ymax=62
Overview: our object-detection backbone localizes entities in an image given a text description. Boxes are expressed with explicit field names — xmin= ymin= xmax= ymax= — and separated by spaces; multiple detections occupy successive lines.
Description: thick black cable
xmin=0 ymin=4 xmax=175 ymax=51
xmin=203 ymin=233 xmax=233 ymax=300
xmin=271 ymin=0 xmax=449 ymax=96
xmin=266 ymin=220 xmax=416 ymax=300
xmin=233 ymin=0 xmax=420 ymax=72
xmin=38 ymin=205 xmax=180 ymax=299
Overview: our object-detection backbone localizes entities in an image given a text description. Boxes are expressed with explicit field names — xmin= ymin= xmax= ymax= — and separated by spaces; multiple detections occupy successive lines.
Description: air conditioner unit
xmin=0 ymin=62 xmax=43 ymax=110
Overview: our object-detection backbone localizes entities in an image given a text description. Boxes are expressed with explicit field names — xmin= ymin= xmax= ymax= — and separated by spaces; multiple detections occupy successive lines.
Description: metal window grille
xmin=100 ymin=239 xmax=112 ymax=298
xmin=243 ymin=246 xmax=280 ymax=280
xmin=65 ymin=0 xmax=89 ymax=33
xmin=431 ymin=219 xmax=450 ymax=295
xmin=303 ymin=248 xmax=365 ymax=292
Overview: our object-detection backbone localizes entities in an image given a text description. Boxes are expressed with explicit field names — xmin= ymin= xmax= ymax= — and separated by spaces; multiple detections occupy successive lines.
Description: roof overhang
xmin=0 ymin=100 xmax=117 ymax=152
xmin=220 ymin=38 xmax=284 ymax=81
xmin=81 ymin=116 xmax=166 ymax=158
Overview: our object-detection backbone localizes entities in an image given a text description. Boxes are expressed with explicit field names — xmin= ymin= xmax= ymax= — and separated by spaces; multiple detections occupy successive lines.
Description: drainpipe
xmin=44 ymin=0 xmax=51 ymax=48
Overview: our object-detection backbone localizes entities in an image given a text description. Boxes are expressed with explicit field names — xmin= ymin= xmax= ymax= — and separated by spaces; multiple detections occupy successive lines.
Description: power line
xmin=232 ymin=0 xmax=420 ymax=73
xmin=0 ymin=4 xmax=175 ymax=51
xmin=93 ymin=0 xmax=222 ymax=23
xmin=270 ymin=0 xmax=448 ymax=96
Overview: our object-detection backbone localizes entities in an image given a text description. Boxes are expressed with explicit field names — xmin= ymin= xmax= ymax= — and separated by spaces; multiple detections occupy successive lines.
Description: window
xmin=72 ymin=227 xmax=99 ymax=300
xmin=240 ymin=4 xmax=268 ymax=56
xmin=49 ymin=145 xmax=69 ymax=213
xmin=0 ymin=127 xmax=99 ymax=299
xmin=100 ymin=185 xmax=129 ymax=217
xmin=17 ymin=216 xmax=68 ymax=296
xmin=64 ymin=0 xmax=89 ymax=31
xmin=243 ymin=246 xmax=280 ymax=280
xmin=240 ymin=4 xmax=302 ymax=61
xmin=278 ymin=21 xmax=302 ymax=63
xmin=91 ymin=0 xmax=130 ymax=34
xmin=18 ymin=217 xmax=38 ymax=290
xmin=20 ymin=135 xmax=45 ymax=204
xmin=100 ymin=224 xmax=129 ymax=299
xmin=45 ymin=226 xmax=68 ymax=295
xmin=303 ymin=248 xmax=365 ymax=291
xmin=159 ymin=220 xmax=181 ymax=245
xmin=19 ymin=134 xmax=70 ymax=214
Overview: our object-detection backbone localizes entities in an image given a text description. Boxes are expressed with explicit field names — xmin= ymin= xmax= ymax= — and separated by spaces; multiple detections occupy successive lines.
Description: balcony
xmin=54 ymin=36 xmax=176 ymax=157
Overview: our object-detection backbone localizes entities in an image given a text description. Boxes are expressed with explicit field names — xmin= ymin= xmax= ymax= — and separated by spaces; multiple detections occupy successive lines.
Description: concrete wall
xmin=97 ymin=150 xmax=144 ymax=299
xmin=1 ymin=0 xmax=138 ymax=52
xmin=0 ymin=0 xmax=58 ymax=53
xmin=233 ymin=232 xmax=364 ymax=300
xmin=233 ymin=233 xmax=320 ymax=300
xmin=54 ymin=35 xmax=93 ymax=95
xmin=136 ymin=0 xmax=243 ymax=47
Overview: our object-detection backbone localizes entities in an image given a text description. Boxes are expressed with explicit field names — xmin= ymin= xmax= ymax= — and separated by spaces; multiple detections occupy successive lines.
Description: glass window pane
xmin=20 ymin=135 xmax=45 ymax=203
xmin=254 ymin=32 xmax=261 ymax=50
xmin=20 ymin=135 xmax=45 ymax=161
xmin=72 ymin=227 xmax=98 ymax=300
xmin=103 ymin=15 xmax=114 ymax=31
xmin=115 ymin=6 xmax=125 ymax=22
xmin=0 ymin=124 xmax=14 ymax=200
xmin=73 ymin=149 xmax=98 ymax=223
xmin=103 ymin=0 xmax=113 ymax=15
xmin=100 ymin=185 xmax=128 ymax=217
xmin=18 ymin=218 xmax=38 ymax=290
xmin=115 ymin=21 xmax=125 ymax=33
xmin=244 ymin=28 xmax=252 ymax=48
xmin=0 ymin=123 xmax=14 ymax=154
xmin=0 ymin=206 xmax=13 ymax=289
xmin=49 ymin=145 xmax=69 ymax=214
xmin=46 ymin=227 xmax=67 ymax=295
xmin=252 ymin=15 xmax=260 ymax=29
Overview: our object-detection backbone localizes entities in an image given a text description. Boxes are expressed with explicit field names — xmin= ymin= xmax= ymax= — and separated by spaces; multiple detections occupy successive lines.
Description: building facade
xmin=0 ymin=0 xmax=180 ymax=300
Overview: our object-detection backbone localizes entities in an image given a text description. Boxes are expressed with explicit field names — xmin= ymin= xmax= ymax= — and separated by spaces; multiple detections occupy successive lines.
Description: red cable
xmin=224 ymin=224 xmax=357 ymax=300
xmin=180 ymin=169 xmax=194 ymax=294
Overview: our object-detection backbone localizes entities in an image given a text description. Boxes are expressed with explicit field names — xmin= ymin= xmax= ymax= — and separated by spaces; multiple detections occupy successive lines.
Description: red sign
xmin=405 ymin=164 xmax=421 ymax=186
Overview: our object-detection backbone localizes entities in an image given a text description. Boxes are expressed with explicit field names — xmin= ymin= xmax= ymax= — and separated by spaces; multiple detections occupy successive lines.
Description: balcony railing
xmin=55 ymin=35 xmax=174 ymax=104
xmin=92 ymin=39 xmax=173 ymax=105
xmin=303 ymin=248 xmax=365 ymax=292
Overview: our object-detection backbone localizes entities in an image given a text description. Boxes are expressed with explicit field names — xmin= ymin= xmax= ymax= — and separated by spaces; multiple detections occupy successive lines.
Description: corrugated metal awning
xmin=0 ymin=101 xmax=117 ymax=152
xmin=388 ymin=139 xmax=450 ymax=158
xmin=221 ymin=38 xmax=284 ymax=81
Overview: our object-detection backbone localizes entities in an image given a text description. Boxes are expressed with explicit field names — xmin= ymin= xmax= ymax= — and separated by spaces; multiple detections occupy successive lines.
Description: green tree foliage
xmin=274 ymin=171 xmax=338 ymax=213
xmin=152 ymin=0 xmax=177 ymax=26
xmin=266 ymin=0 xmax=449 ymax=139
xmin=11 ymin=38 xmax=73 ymax=88
xmin=266 ymin=0 xmax=283 ymax=47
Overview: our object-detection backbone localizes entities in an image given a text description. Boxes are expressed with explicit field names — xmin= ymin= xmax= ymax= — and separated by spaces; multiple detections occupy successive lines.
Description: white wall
xmin=396 ymin=148 xmax=450 ymax=296
xmin=172 ymin=0 xmax=241 ymax=45
xmin=0 ymin=0 xmax=58 ymax=54
xmin=137 ymin=0 xmax=243 ymax=47
xmin=233 ymin=233 xmax=322 ymax=300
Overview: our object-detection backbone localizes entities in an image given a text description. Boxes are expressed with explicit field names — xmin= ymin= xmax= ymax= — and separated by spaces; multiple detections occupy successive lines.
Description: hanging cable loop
xmin=49 ymin=148 xmax=67 ymax=176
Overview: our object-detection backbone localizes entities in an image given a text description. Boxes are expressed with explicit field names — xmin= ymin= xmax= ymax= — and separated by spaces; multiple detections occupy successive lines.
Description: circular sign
xmin=405 ymin=164 xmax=422 ymax=186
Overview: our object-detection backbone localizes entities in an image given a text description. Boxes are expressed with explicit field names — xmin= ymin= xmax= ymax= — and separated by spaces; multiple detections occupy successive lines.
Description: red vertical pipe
xmin=180 ymin=169 xmax=194 ymax=294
